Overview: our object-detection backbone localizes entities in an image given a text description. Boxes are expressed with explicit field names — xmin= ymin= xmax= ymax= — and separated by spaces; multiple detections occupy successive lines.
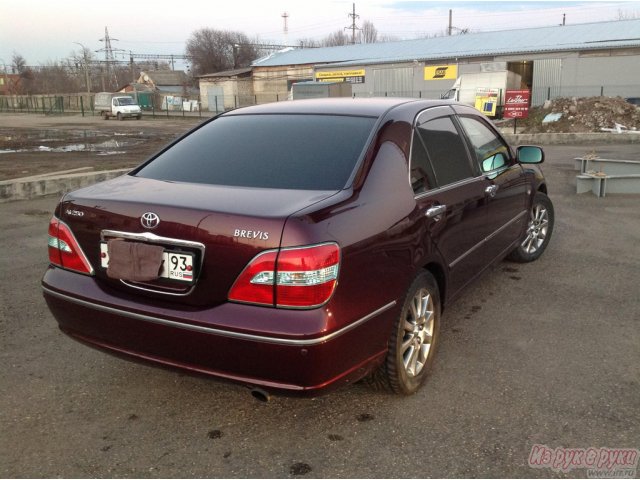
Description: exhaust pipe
xmin=250 ymin=387 xmax=271 ymax=403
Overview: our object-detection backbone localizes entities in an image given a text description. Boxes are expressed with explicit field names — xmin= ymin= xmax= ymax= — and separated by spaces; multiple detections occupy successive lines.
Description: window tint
xmin=135 ymin=114 xmax=376 ymax=190
xmin=458 ymin=116 xmax=510 ymax=172
xmin=409 ymin=131 xmax=437 ymax=194
xmin=417 ymin=116 xmax=474 ymax=186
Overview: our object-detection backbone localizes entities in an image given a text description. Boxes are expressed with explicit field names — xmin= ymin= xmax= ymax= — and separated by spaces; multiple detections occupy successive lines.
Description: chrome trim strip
xmin=449 ymin=238 xmax=484 ymax=270
xmin=42 ymin=286 xmax=397 ymax=346
xmin=414 ymin=175 xmax=483 ymax=200
xmin=118 ymin=279 xmax=194 ymax=297
xmin=449 ymin=210 xmax=527 ymax=269
xmin=100 ymin=230 xmax=205 ymax=252
xmin=485 ymin=210 xmax=527 ymax=243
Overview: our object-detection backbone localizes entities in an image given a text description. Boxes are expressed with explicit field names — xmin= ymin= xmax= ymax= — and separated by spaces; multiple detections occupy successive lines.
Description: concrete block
xmin=0 ymin=168 xmax=131 ymax=203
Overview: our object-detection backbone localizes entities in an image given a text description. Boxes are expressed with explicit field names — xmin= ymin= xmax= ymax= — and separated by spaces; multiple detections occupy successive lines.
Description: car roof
xmin=222 ymin=97 xmax=451 ymax=118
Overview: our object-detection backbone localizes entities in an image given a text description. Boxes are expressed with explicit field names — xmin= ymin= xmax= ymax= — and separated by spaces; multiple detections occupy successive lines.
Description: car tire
xmin=366 ymin=271 xmax=441 ymax=395
xmin=507 ymin=192 xmax=554 ymax=263
xmin=101 ymin=112 xmax=108 ymax=120
xmin=117 ymin=112 xmax=123 ymax=121
xmin=136 ymin=114 xmax=142 ymax=120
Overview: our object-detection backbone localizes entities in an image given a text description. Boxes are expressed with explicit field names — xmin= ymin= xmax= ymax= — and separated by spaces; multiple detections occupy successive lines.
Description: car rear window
xmin=135 ymin=114 xmax=377 ymax=190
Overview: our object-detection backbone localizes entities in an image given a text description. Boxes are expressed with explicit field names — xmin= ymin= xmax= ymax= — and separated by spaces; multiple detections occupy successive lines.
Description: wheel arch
xmin=538 ymin=182 xmax=548 ymax=194
xmin=423 ymin=261 xmax=446 ymax=310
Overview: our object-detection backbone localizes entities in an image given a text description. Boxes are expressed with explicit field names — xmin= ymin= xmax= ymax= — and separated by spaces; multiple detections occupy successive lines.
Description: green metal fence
xmin=2 ymin=84 xmax=639 ymax=118
xmin=0 ymin=93 xmax=205 ymax=119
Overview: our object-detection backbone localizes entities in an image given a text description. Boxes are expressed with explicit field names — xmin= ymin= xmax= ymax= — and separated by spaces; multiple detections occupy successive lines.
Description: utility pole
xmin=282 ymin=12 xmax=289 ymax=46
xmin=448 ymin=10 xmax=453 ymax=36
xmin=346 ymin=3 xmax=360 ymax=44
xmin=129 ymin=51 xmax=136 ymax=83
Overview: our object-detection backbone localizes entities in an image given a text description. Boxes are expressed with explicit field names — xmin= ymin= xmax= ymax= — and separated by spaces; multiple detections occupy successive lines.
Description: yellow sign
xmin=424 ymin=65 xmax=458 ymax=81
xmin=474 ymin=88 xmax=500 ymax=116
xmin=316 ymin=69 xmax=365 ymax=80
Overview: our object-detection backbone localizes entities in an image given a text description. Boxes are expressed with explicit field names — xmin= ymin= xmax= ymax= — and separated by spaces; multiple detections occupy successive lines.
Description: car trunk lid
xmin=59 ymin=175 xmax=338 ymax=307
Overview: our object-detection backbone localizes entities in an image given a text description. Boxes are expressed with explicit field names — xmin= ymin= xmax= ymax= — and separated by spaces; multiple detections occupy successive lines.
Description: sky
xmin=1 ymin=0 xmax=639 ymax=72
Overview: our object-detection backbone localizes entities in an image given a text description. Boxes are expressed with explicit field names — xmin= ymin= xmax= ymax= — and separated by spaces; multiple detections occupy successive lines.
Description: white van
xmin=95 ymin=92 xmax=142 ymax=120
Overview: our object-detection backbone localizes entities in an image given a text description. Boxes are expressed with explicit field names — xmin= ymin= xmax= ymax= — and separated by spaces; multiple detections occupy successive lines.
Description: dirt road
xmin=0 ymin=114 xmax=204 ymax=180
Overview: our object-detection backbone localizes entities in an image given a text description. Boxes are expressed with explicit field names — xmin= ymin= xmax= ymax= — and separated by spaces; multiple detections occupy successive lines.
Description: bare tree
xmin=185 ymin=28 xmax=259 ymax=76
xmin=615 ymin=8 xmax=638 ymax=20
xmin=11 ymin=52 xmax=27 ymax=74
xmin=298 ymin=38 xmax=321 ymax=48
xmin=378 ymin=34 xmax=400 ymax=42
xmin=135 ymin=61 xmax=171 ymax=71
xmin=11 ymin=53 xmax=34 ymax=94
xmin=32 ymin=61 xmax=80 ymax=94
xmin=426 ymin=27 xmax=471 ymax=38
xmin=322 ymin=30 xmax=349 ymax=47
xmin=360 ymin=20 xmax=378 ymax=43
xmin=70 ymin=47 xmax=94 ymax=93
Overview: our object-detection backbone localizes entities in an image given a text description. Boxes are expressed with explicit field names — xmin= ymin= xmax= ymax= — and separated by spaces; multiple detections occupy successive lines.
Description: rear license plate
xmin=100 ymin=243 xmax=195 ymax=283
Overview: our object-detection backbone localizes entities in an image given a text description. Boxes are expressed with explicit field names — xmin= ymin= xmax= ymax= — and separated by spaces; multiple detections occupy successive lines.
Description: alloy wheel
xmin=401 ymin=287 xmax=434 ymax=377
xmin=522 ymin=203 xmax=549 ymax=254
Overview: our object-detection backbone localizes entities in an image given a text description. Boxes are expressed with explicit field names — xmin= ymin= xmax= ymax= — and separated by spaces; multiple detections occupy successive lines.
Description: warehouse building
xmin=244 ymin=19 xmax=640 ymax=107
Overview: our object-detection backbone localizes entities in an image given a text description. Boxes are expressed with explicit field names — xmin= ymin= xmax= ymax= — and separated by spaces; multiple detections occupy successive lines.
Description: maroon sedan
xmin=42 ymin=98 xmax=553 ymax=398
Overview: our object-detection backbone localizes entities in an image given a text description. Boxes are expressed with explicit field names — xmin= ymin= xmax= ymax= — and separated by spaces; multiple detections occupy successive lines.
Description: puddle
xmin=34 ymin=139 xmax=139 ymax=153
xmin=0 ymin=128 xmax=146 ymax=154
xmin=0 ymin=129 xmax=141 ymax=143
xmin=1 ymin=138 xmax=140 ymax=155
xmin=0 ymin=128 xmax=169 ymax=160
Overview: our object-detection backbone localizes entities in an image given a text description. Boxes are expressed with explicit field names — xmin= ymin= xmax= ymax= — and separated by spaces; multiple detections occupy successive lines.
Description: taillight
xmin=47 ymin=217 xmax=94 ymax=275
xmin=227 ymin=250 xmax=278 ymax=307
xmin=228 ymin=243 xmax=340 ymax=309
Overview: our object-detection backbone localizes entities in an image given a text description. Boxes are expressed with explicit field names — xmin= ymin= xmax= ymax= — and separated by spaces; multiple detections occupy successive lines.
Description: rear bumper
xmin=42 ymin=267 xmax=395 ymax=395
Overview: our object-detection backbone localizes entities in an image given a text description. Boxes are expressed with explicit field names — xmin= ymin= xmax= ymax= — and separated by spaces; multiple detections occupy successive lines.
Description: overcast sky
xmin=1 ymin=0 xmax=639 ymax=71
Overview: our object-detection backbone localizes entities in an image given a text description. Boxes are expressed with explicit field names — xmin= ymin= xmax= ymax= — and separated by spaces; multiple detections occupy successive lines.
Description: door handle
xmin=426 ymin=204 xmax=447 ymax=220
xmin=485 ymin=185 xmax=499 ymax=197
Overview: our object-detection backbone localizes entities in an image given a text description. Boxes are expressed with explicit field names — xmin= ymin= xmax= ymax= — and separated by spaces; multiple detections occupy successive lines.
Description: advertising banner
xmin=504 ymin=90 xmax=531 ymax=118
xmin=315 ymin=69 xmax=365 ymax=84
xmin=424 ymin=65 xmax=458 ymax=81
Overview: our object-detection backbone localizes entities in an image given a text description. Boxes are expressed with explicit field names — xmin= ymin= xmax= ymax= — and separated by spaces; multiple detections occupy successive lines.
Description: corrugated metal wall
xmin=373 ymin=67 xmax=414 ymax=96
xmin=532 ymin=58 xmax=562 ymax=106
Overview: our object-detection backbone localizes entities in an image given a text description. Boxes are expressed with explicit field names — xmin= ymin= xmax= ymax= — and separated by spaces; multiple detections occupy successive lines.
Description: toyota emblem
xmin=141 ymin=212 xmax=160 ymax=229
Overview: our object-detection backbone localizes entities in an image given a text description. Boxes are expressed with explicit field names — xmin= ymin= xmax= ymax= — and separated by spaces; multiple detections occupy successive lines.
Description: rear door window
xmin=409 ymin=130 xmax=437 ymax=194
xmin=135 ymin=114 xmax=376 ymax=191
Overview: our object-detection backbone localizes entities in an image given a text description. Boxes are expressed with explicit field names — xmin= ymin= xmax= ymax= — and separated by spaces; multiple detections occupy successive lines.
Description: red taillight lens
xmin=275 ymin=244 xmax=340 ymax=308
xmin=47 ymin=217 xmax=94 ymax=275
xmin=228 ymin=243 xmax=340 ymax=309
xmin=228 ymin=250 xmax=278 ymax=306
xmin=48 ymin=217 xmax=63 ymax=267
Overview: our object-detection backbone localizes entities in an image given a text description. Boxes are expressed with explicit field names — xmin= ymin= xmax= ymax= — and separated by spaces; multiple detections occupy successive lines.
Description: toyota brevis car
xmin=42 ymin=98 xmax=554 ymax=398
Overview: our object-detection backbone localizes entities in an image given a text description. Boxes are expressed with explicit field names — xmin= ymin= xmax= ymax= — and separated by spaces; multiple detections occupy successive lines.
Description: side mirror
xmin=481 ymin=153 xmax=507 ymax=172
xmin=517 ymin=145 xmax=544 ymax=164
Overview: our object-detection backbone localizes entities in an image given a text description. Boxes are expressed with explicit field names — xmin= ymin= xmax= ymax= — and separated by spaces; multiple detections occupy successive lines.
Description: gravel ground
xmin=0 ymin=113 xmax=638 ymax=478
